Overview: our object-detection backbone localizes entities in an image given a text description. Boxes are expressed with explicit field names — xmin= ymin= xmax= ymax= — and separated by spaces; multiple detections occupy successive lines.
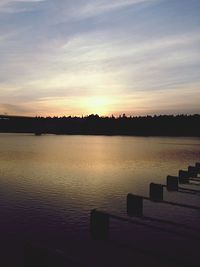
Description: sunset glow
xmin=0 ymin=0 xmax=200 ymax=116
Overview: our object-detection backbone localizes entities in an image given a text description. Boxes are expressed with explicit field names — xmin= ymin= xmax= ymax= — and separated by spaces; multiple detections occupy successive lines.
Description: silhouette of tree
xmin=0 ymin=114 xmax=199 ymax=136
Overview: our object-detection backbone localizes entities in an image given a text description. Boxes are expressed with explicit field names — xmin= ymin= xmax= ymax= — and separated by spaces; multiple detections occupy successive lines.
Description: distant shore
xmin=0 ymin=114 xmax=200 ymax=137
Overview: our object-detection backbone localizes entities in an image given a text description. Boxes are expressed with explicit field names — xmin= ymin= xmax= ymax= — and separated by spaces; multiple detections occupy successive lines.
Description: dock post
xmin=188 ymin=166 xmax=198 ymax=177
xmin=195 ymin=162 xmax=200 ymax=172
xmin=166 ymin=175 xmax=179 ymax=191
xmin=149 ymin=183 xmax=163 ymax=201
xmin=127 ymin=194 xmax=143 ymax=217
xmin=90 ymin=209 xmax=109 ymax=240
xmin=179 ymin=170 xmax=190 ymax=184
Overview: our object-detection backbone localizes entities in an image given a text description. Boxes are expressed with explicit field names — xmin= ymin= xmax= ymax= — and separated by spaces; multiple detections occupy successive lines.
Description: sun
xmin=85 ymin=96 xmax=112 ymax=115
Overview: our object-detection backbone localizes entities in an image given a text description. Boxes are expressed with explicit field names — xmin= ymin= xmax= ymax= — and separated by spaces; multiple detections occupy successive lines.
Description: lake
xmin=0 ymin=134 xmax=199 ymax=266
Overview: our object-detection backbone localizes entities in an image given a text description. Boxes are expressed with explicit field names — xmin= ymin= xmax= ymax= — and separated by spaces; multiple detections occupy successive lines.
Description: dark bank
xmin=0 ymin=114 xmax=200 ymax=136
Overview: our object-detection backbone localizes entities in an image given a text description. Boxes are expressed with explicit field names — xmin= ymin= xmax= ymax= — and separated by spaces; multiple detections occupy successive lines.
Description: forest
xmin=0 ymin=114 xmax=200 ymax=136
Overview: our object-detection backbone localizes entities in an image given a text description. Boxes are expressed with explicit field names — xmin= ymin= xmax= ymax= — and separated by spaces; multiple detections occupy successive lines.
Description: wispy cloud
xmin=0 ymin=0 xmax=45 ymax=7
xmin=0 ymin=0 xmax=200 ymax=116
xmin=68 ymin=0 xmax=157 ymax=19
xmin=0 ymin=0 xmax=46 ymax=14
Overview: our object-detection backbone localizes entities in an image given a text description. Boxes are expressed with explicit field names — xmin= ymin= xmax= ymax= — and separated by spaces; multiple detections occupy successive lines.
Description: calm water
xmin=0 ymin=134 xmax=200 ymax=266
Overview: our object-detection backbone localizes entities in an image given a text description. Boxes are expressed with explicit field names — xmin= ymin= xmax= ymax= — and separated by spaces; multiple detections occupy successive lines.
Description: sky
xmin=0 ymin=0 xmax=200 ymax=117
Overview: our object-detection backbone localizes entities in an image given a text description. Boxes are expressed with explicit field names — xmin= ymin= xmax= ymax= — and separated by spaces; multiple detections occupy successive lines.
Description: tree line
xmin=0 ymin=114 xmax=199 ymax=136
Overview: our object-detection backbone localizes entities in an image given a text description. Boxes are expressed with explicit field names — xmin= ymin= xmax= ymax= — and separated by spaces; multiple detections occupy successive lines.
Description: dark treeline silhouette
xmin=0 ymin=114 xmax=200 ymax=136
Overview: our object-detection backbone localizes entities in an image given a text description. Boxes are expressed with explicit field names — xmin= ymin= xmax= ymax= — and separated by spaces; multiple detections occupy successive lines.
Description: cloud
xmin=68 ymin=0 xmax=157 ymax=19
xmin=0 ymin=0 xmax=46 ymax=14
xmin=0 ymin=0 xmax=200 ymax=116
xmin=0 ymin=103 xmax=34 ymax=115
xmin=0 ymin=0 xmax=45 ymax=7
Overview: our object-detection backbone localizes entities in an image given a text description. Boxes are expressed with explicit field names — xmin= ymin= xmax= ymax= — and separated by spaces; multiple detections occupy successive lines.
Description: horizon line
xmin=0 ymin=113 xmax=200 ymax=119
